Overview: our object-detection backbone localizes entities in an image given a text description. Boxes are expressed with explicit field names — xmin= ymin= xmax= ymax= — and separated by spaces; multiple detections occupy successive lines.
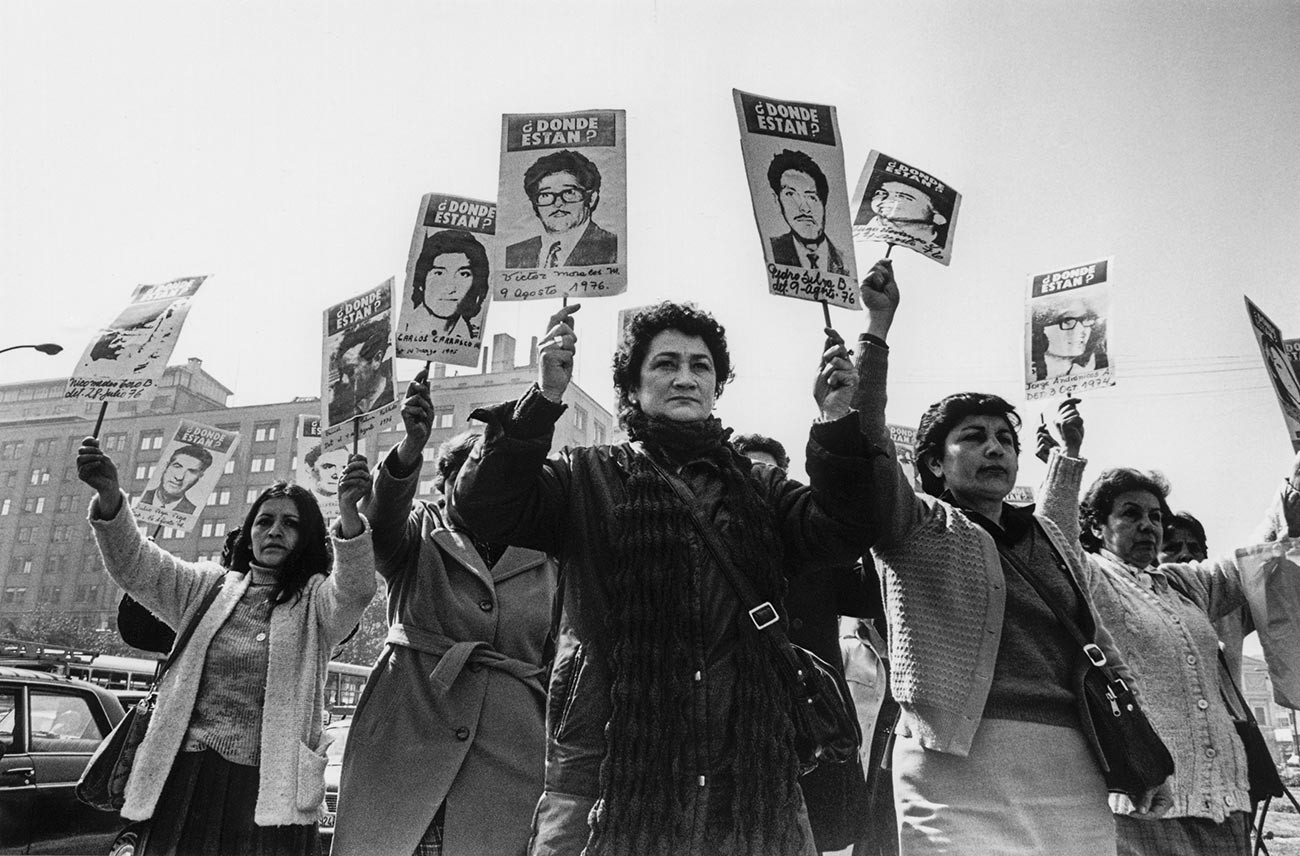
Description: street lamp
xmin=0 ymin=343 xmax=63 ymax=356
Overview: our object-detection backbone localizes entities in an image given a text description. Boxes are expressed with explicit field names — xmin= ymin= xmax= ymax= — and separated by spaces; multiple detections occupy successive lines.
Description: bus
xmin=65 ymin=653 xmax=164 ymax=691
xmin=323 ymin=661 xmax=370 ymax=720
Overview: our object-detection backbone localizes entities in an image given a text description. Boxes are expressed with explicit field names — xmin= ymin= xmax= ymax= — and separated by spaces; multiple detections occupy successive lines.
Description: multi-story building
xmin=0 ymin=333 xmax=614 ymax=632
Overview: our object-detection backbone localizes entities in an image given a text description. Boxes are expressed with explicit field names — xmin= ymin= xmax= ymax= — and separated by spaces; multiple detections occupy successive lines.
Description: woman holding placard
xmin=77 ymin=437 xmax=376 ymax=856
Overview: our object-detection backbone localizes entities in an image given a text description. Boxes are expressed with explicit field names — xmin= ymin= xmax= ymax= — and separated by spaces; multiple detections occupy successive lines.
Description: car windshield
xmin=325 ymin=724 xmax=349 ymax=762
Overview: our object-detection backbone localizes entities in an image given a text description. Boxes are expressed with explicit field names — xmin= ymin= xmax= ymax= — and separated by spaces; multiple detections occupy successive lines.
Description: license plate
xmin=320 ymin=814 xmax=336 ymax=829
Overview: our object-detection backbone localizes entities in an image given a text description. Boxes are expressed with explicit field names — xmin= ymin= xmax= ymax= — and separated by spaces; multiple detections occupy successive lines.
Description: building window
xmin=46 ymin=555 xmax=66 ymax=574
xmin=254 ymin=422 xmax=279 ymax=443
xmin=419 ymin=479 xmax=437 ymax=496
xmin=134 ymin=464 xmax=157 ymax=481
xmin=574 ymin=406 xmax=588 ymax=431
xmin=139 ymin=431 xmax=164 ymax=451
xmin=16 ymin=526 xmax=33 ymax=543
xmin=39 ymin=585 xmax=62 ymax=603
xmin=2 ymin=587 xmax=27 ymax=605
xmin=161 ymin=526 xmax=184 ymax=540
xmin=33 ymin=438 xmax=57 ymax=457
xmin=246 ymin=487 xmax=262 ymax=504
xmin=57 ymin=494 xmax=74 ymax=513
xmin=0 ymin=499 xmax=9 ymax=516
xmin=103 ymin=432 xmax=129 ymax=453
xmin=1 ymin=471 xmax=15 ymax=488
xmin=12 ymin=557 xmax=32 ymax=575
xmin=22 ymin=497 xmax=45 ymax=514
xmin=224 ymin=458 xmax=236 ymax=475
xmin=74 ymin=584 xmax=101 ymax=604
xmin=594 ymin=423 xmax=607 ymax=445
xmin=434 ymin=406 xmax=455 ymax=429
xmin=0 ymin=441 xmax=24 ymax=460
xmin=250 ymin=456 xmax=275 ymax=474
xmin=52 ymin=524 xmax=72 ymax=542
xmin=29 ymin=467 xmax=51 ymax=485
xmin=200 ymin=521 xmax=228 ymax=538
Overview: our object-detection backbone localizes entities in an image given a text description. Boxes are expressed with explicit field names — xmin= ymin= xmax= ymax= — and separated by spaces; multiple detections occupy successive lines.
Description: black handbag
xmin=1217 ymin=650 xmax=1285 ymax=804
xmin=76 ymin=583 xmax=222 ymax=811
xmin=999 ymin=547 xmax=1174 ymax=796
xmin=643 ymin=454 xmax=862 ymax=774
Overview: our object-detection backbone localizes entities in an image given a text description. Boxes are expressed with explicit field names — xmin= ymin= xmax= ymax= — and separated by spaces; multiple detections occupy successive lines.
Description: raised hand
xmin=1054 ymin=397 xmax=1084 ymax=457
xmin=76 ymin=437 xmax=123 ymax=518
xmin=539 ymin=303 xmax=581 ymax=403
xmin=396 ymin=369 xmax=434 ymax=468
xmin=860 ymin=259 xmax=899 ymax=340
xmin=1035 ymin=416 xmax=1059 ymax=463
xmin=337 ymin=454 xmax=372 ymax=538
xmin=814 ymin=328 xmax=858 ymax=422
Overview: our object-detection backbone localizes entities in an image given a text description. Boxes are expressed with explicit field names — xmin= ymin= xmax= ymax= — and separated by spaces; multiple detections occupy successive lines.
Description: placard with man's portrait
xmin=294 ymin=414 xmax=369 ymax=521
xmin=133 ymin=419 xmax=239 ymax=532
xmin=321 ymin=280 xmax=400 ymax=453
xmin=397 ymin=193 xmax=497 ymax=368
xmin=1024 ymin=258 xmax=1116 ymax=401
xmin=735 ymin=89 xmax=859 ymax=310
xmin=492 ymin=109 xmax=627 ymax=302
xmin=851 ymin=151 xmax=961 ymax=267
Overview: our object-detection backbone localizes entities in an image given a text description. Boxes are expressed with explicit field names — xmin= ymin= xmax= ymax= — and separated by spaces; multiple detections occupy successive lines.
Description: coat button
xmin=1204 ymin=746 xmax=1217 ymax=759
xmin=455 ymin=727 xmax=470 ymax=741
xmin=1196 ymin=699 xmax=1209 ymax=710
xmin=1186 ymin=654 xmax=1197 ymax=665
xmin=479 ymin=600 xmax=493 ymax=612
xmin=791 ymin=618 xmax=804 ymax=631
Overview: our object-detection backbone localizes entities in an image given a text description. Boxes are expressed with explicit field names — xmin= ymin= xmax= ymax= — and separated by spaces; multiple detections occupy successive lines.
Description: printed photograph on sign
xmin=887 ymin=424 xmax=924 ymax=493
xmin=397 ymin=193 xmax=497 ymax=368
xmin=1235 ymin=539 xmax=1300 ymax=707
xmin=1287 ymin=339 xmax=1300 ymax=386
xmin=492 ymin=109 xmax=627 ymax=301
xmin=851 ymin=152 xmax=961 ymax=266
xmin=734 ymin=89 xmax=859 ymax=310
xmin=294 ymin=414 xmax=368 ymax=521
xmin=133 ymin=419 xmax=239 ymax=532
xmin=1245 ymin=296 xmax=1300 ymax=451
xmin=65 ymin=276 xmax=208 ymax=401
xmin=1023 ymin=258 xmax=1115 ymax=401
xmin=321 ymin=280 xmax=401 ymax=452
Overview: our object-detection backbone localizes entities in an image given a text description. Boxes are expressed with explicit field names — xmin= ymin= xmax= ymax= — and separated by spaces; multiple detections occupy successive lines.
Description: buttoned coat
xmin=331 ymin=447 xmax=557 ymax=856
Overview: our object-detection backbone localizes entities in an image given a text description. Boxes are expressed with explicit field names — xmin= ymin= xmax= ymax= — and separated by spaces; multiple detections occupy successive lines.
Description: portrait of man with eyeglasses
xmin=505 ymin=149 xmax=618 ymax=269
xmin=1030 ymin=293 xmax=1109 ymax=381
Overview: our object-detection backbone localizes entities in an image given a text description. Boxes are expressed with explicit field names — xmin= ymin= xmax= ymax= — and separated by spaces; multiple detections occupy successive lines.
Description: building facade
xmin=0 ymin=334 xmax=614 ymax=633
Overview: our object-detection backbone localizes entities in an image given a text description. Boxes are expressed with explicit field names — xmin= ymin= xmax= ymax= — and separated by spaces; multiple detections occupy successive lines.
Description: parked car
xmin=320 ymin=719 xmax=350 ymax=844
xmin=0 ymin=665 xmax=127 ymax=855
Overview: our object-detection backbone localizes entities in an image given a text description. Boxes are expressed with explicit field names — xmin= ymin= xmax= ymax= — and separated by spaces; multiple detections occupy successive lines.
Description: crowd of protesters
xmin=73 ymin=258 xmax=1300 ymax=856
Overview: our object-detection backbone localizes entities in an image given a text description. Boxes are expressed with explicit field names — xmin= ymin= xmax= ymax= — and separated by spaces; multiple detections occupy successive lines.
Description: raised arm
xmin=1036 ymin=398 xmax=1088 ymax=546
xmin=316 ymin=454 xmax=378 ymax=642
xmin=364 ymin=370 xmax=437 ymax=579
xmin=452 ymin=306 xmax=579 ymax=554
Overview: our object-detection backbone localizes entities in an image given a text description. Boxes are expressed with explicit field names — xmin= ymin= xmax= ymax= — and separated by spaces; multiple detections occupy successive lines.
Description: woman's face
xmin=1042 ymin=315 xmax=1094 ymax=358
xmin=1160 ymin=523 xmax=1206 ymax=563
xmin=928 ymin=414 xmax=1019 ymax=508
xmin=633 ymin=329 xmax=717 ymax=422
xmin=423 ymin=252 xmax=474 ymax=316
xmin=250 ymin=496 xmax=301 ymax=569
xmin=1094 ymin=489 xmax=1163 ymax=568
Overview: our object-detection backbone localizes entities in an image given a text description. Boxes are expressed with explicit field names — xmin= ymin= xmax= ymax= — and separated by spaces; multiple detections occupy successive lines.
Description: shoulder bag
xmin=76 ymin=582 xmax=222 ymax=812
xmin=643 ymin=454 xmax=861 ymax=774
xmin=998 ymin=546 xmax=1174 ymax=796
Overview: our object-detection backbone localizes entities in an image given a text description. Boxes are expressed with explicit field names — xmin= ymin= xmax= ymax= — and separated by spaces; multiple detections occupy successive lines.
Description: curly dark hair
xmin=611 ymin=301 xmax=734 ymax=430
xmin=914 ymin=393 xmax=1021 ymax=497
xmin=732 ymin=433 xmax=790 ymax=471
xmin=523 ymin=149 xmax=602 ymax=210
xmin=1079 ymin=468 xmax=1171 ymax=553
xmin=227 ymin=481 xmax=333 ymax=607
xmin=433 ymin=430 xmax=480 ymax=497
xmin=766 ymin=148 xmax=828 ymax=204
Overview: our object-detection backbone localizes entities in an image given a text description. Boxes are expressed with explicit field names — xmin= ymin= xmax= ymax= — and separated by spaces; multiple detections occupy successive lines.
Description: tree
xmin=331 ymin=577 xmax=388 ymax=666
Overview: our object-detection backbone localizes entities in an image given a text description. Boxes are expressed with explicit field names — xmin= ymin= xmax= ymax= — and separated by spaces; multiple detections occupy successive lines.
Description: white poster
xmin=133 ymin=419 xmax=239 ymax=532
xmin=295 ymin=414 xmax=368 ymax=521
xmin=1246 ymin=298 xmax=1300 ymax=452
xmin=492 ymin=109 xmax=627 ymax=301
xmin=397 ymin=193 xmax=496 ymax=368
xmin=1024 ymin=258 xmax=1115 ymax=401
xmin=851 ymin=151 xmax=961 ymax=266
xmin=65 ymin=276 xmax=207 ymax=401
xmin=321 ymin=280 xmax=401 ymax=453
xmin=734 ymin=89 xmax=859 ymax=310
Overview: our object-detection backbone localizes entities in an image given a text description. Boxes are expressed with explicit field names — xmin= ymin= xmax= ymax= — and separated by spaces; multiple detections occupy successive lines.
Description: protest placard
xmin=65 ymin=276 xmax=208 ymax=401
xmin=851 ymin=152 xmax=961 ymax=266
xmin=133 ymin=419 xmax=238 ymax=533
xmin=734 ymin=89 xmax=859 ymax=310
xmin=1286 ymin=338 xmax=1300 ymax=386
xmin=321 ymin=280 xmax=400 ymax=453
xmin=294 ymin=414 xmax=369 ymax=521
xmin=1235 ymin=538 xmax=1300 ymax=707
xmin=1024 ymin=258 xmax=1115 ymax=401
xmin=1245 ymin=297 xmax=1300 ymax=452
xmin=888 ymin=424 xmax=924 ymax=493
xmin=397 ymin=193 xmax=497 ymax=368
xmin=492 ymin=110 xmax=627 ymax=302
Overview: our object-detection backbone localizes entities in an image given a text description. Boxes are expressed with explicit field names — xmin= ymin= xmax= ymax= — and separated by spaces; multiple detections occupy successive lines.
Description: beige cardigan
xmin=88 ymin=493 xmax=376 ymax=825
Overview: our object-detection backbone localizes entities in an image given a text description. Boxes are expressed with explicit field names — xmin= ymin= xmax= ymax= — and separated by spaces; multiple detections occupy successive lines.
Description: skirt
xmin=1115 ymin=811 xmax=1250 ymax=856
xmin=892 ymin=718 xmax=1114 ymax=856
xmin=142 ymin=749 xmax=320 ymax=856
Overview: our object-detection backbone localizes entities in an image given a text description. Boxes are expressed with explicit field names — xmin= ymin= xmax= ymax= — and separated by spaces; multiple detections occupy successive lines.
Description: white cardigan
xmin=88 ymin=493 xmax=376 ymax=825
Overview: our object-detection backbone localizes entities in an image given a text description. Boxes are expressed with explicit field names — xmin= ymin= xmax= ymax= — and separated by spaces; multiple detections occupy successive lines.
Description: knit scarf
xmin=585 ymin=411 xmax=805 ymax=856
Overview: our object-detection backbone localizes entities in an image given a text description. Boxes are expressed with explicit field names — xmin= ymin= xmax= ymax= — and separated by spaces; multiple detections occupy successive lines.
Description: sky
xmin=3 ymin=0 xmax=1300 ymax=569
